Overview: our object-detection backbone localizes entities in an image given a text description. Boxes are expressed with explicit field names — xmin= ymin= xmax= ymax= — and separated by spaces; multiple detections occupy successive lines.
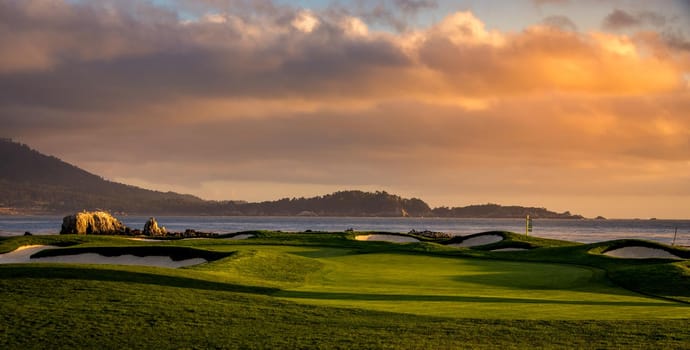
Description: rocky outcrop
xmin=143 ymin=217 xmax=167 ymax=236
xmin=60 ymin=211 xmax=128 ymax=235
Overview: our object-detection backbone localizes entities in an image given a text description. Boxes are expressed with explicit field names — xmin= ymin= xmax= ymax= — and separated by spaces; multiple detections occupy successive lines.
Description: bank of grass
xmin=193 ymin=249 xmax=324 ymax=287
xmin=608 ymin=260 xmax=690 ymax=303
xmin=2 ymin=268 xmax=688 ymax=349
xmin=1 ymin=231 xmax=689 ymax=348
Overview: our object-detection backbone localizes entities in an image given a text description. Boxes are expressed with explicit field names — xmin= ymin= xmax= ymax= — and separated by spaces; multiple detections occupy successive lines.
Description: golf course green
xmin=0 ymin=231 xmax=688 ymax=349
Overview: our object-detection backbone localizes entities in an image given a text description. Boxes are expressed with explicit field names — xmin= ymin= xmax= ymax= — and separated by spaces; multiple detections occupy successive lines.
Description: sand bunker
xmin=224 ymin=234 xmax=255 ymax=240
xmin=448 ymin=234 xmax=503 ymax=248
xmin=128 ymin=238 xmax=163 ymax=242
xmin=33 ymin=254 xmax=206 ymax=268
xmin=491 ymin=248 xmax=528 ymax=252
xmin=355 ymin=234 xmax=419 ymax=243
xmin=0 ymin=245 xmax=58 ymax=264
xmin=604 ymin=246 xmax=683 ymax=260
xmin=0 ymin=245 xmax=206 ymax=268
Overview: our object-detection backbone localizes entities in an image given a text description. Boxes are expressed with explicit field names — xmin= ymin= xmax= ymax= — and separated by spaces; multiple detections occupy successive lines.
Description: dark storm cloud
xmin=0 ymin=0 xmax=411 ymax=113
xmin=0 ymin=36 xmax=408 ymax=110
xmin=0 ymin=0 xmax=184 ymax=72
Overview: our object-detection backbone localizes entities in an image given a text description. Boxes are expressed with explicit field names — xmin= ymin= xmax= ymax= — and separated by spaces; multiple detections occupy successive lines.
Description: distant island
xmin=0 ymin=139 xmax=584 ymax=219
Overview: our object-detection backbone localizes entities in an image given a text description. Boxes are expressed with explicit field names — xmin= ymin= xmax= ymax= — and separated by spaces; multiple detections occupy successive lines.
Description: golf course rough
xmin=0 ymin=231 xmax=688 ymax=349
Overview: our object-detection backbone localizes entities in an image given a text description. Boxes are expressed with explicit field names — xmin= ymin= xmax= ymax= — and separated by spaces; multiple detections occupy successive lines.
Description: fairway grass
xmin=277 ymin=252 xmax=689 ymax=319
xmin=0 ymin=232 xmax=688 ymax=349
xmin=3 ymin=272 xmax=688 ymax=350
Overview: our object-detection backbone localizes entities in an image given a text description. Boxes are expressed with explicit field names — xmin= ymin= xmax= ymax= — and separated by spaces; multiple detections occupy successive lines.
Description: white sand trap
xmin=491 ymin=248 xmax=528 ymax=252
xmin=0 ymin=245 xmax=206 ymax=268
xmin=448 ymin=234 xmax=503 ymax=248
xmin=355 ymin=234 xmax=419 ymax=243
xmin=604 ymin=246 xmax=683 ymax=260
xmin=0 ymin=245 xmax=59 ymax=264
xmin=224 ymin=234 xmax=255 ymax=240
xmin=32 ymin=254 xmax=206 ymax=268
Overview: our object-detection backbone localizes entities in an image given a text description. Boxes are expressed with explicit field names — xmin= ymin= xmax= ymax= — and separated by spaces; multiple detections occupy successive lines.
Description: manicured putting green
xmin=183 ymin=243 xmax=689 ymax=320
xmin=265 ymin=251 xmax=687 ymax=319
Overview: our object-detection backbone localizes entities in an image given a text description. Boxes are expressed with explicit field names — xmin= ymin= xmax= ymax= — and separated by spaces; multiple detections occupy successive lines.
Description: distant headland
xmin=0 ymin=139 xmax=585 ymax=219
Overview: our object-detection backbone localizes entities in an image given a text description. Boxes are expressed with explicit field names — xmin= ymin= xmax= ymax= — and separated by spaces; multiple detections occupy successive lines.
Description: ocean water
xmin=1 ymin=216 xmax=689 ymax=245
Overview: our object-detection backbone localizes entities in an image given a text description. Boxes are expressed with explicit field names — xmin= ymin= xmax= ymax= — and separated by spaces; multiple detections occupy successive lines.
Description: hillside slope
xmin=0 ymin=139 xmax=224 ymax=215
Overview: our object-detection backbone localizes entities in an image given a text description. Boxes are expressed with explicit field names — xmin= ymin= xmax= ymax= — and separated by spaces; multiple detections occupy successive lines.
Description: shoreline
xmin=1 ymin=217 xmax=688 ymax=246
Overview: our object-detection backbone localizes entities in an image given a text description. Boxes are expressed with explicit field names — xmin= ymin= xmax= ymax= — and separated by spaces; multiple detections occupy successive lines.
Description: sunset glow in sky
xmin=1 ymin=0 xmax=689 ymax=218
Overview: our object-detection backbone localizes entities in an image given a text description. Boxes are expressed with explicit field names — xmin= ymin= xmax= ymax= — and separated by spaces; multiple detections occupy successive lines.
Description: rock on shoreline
xmin=143 ymin=217 xmax=167 ymax=236
xmin=60 ymin=211 xmax=128 ymax=235
xmin=59 ymin=212 xmax=219 ymax=238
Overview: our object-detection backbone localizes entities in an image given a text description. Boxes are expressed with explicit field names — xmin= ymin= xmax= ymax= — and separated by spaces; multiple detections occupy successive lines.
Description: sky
xmin=1 ymin=0 xmax=689 ymax=218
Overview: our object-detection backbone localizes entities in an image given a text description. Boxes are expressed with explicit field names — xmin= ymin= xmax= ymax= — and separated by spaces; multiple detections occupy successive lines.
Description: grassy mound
xmin=609 ymin=261 xmax=690 ymax=303
xmin=193 ymin=250 xmax=324 ymax=286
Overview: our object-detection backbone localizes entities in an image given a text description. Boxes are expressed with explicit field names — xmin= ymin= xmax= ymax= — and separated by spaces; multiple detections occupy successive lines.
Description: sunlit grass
xmin=0 ymin=232 xmax=688 ymax=348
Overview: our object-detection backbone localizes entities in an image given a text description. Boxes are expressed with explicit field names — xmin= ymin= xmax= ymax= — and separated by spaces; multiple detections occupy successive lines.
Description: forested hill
xmin=226 ymin=192 xmax=583 ymax=218
xmin=230 ymin=191 xmax=431 ymax=217
xmin=431 ymin=204 xmax=583 ymax=219
xmin=0 ymin=139 xmax=585 ymax=218
xmin=0 ymin=139 xmax=223 ymax=215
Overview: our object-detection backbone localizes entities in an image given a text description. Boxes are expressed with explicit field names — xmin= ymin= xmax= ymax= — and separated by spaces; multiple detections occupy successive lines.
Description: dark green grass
xmin=1 ymin=266 xmax=689 ymax=350
xmin=608 ymin=261 xmax=690 ymax=303
xmin=484 ymin=238 xmax=690 ymax=303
